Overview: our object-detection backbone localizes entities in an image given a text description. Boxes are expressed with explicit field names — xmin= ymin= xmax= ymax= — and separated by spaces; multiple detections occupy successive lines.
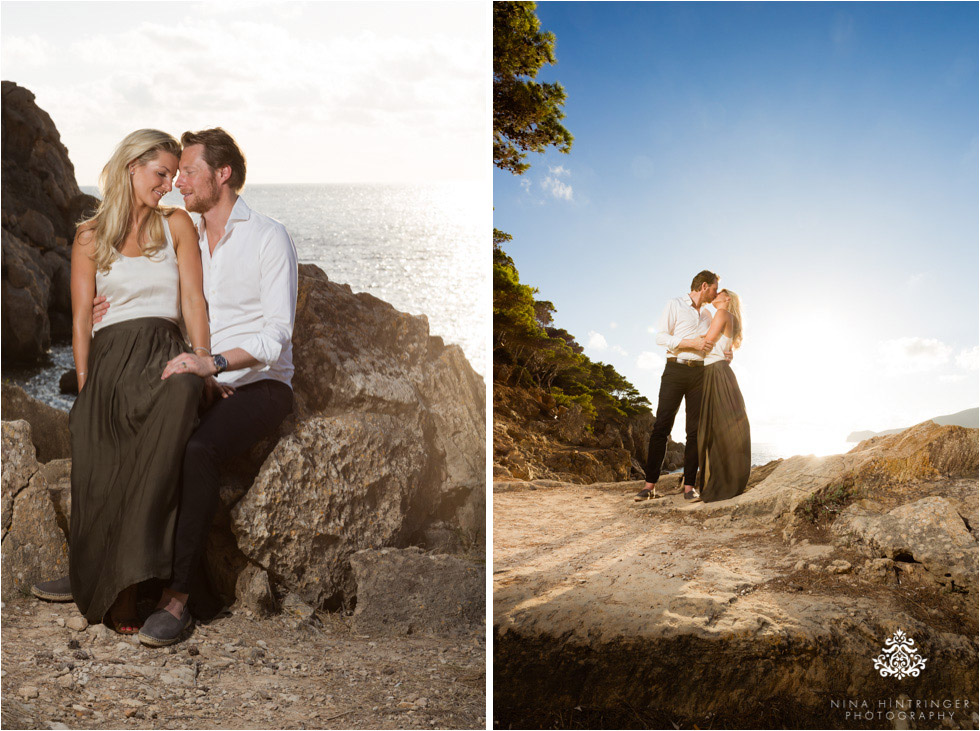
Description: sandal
xmin=106 ymin=613 xmax=141 ymax=635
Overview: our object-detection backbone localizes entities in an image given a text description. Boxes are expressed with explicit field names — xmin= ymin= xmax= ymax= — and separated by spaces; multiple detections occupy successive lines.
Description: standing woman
xmin=69 ymin=130 xmax=208 ymax=633
xmin=696 ymin=289 xmax=751 ymax=502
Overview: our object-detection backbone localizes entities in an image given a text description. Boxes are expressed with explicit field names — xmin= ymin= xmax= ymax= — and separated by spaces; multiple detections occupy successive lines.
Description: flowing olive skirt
xmin=68 ymin=317 xmax=202 ymax=623
xmin=696 ymin=361 xmax=751 ymax=503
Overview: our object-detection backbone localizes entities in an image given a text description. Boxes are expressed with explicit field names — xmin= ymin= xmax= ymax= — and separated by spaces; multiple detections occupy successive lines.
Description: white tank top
xmin=92 ymin=218 xmax=180 ymax=332
xmin=704 ymin=333 xmax=732 ymax=365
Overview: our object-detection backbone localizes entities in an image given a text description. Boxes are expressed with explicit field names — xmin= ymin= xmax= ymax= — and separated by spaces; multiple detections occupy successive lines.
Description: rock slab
xmin=1 ymin=382 xmax=71 ymax=462
xmin=1 ymin=421 xmax=68 ymax=599
xmin=351 ymin=547 xmax=484 ymax=636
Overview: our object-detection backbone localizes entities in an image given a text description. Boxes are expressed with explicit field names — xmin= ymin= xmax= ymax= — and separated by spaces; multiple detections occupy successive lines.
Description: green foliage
xmin=493 ymin=1 xmax=574 ymax=175
xmin=494 ymin=243 xmax=651 ymax=428
xmin=493 ymin=228 xmax=513 ymax=250
xmin=800 ymin=484 xmax=854 ymax=524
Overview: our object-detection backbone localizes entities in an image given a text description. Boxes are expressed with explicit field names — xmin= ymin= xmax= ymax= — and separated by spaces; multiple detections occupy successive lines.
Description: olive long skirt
xmin=695 ymin=361 xmax=751 ymax=503
xmin=68 ymin=317 xmax=202 ymax=623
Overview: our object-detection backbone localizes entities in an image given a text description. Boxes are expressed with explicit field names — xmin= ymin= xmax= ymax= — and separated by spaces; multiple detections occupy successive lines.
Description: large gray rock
xmin=833 ymin=496 xmax=978 ymax=591
xmin=291 ymin=267 xmax=486 ymax=536
xmin=217 ymin=266 xmax=486 ymax=608
xmin=231 ymin=413 xmax=430 ymax=608
xmin=1 ymin=382 xmax=71 ymax=462
xmin=40 ymin=458 xmax=71 ymax=538
xmin=350 ymin=547 xmax=484 ymax=636
xmin=2 ymin=81 xmax=99 ymax=363
xmin=1 ymin=421 xmax=68 ymax=599
xmin=688 ymin=421 xmax=980 ymax=529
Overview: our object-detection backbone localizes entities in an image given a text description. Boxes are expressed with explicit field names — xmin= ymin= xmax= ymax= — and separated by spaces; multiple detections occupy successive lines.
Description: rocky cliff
xmin=1 ymin=81 xmax=99 ymax=364
xmin=494 ymin=422 xmax=979 ymax=728
xmin=493 ymin=380 xmax=683 ymax=484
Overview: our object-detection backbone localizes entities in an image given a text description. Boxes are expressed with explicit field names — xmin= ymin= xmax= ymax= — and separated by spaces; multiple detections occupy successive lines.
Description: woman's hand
xmin=162 ymin=352 xmax=216 ymax=379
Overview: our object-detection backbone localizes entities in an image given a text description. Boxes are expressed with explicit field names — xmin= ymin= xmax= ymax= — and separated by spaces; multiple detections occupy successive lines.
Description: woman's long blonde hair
xmin=81 ymin=129 xmax=181 ymax=273
xmin=722 ymin=289 xmax=744 ymax=349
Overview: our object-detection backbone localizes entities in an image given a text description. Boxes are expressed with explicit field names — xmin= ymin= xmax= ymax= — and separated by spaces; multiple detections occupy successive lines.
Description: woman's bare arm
xmin=703 ymin=309 xmax=731 ymax=351
xmin=170 ymin=210 xmax=210 ymax=358
xmin=70 ymin=224 xmax=98 ymax=391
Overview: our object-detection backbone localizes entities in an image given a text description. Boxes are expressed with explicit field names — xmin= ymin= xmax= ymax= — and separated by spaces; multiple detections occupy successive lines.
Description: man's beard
xmin=185 ymin=175 xmax=221 ymax=213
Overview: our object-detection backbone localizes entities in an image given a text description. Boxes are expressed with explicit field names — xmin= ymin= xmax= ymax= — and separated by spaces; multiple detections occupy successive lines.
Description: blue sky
xmin=1 ymin=1 xmax=487 ymax=184
xmin=494 ymin=2 xmax=979 ymax=448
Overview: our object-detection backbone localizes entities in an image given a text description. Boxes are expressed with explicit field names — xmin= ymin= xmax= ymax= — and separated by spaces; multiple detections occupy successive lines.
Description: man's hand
xmin=692 ymin=336 xmax=709 ymax=356
xmin=92 ymin=295 xmax=109 ymax=324
xmin=202 ymin=376 xmax=236 ymax=407
xmin=162 ymin=352 xmax=216 ymax=380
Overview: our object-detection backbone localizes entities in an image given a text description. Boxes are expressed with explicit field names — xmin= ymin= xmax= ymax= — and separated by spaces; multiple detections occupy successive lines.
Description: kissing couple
xmin=635 ymin=270 xmax=751 ymax=504
xmin=33 ymin=127 xmax=297 ymax=647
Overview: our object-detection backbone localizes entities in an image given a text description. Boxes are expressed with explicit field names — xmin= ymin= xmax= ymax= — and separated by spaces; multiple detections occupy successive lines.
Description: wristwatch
xmin=212 ymin=353 xmax=228 ymax=375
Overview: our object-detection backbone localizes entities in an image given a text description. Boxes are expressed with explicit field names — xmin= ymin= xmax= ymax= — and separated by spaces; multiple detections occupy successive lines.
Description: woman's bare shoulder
xmin=74 ymin=220 xmax=97 ymax=246
xmin=167 ymin=209 xmax=199 ymax=243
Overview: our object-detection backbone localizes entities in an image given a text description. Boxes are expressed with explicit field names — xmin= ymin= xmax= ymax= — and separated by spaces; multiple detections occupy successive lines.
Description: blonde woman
xmin=66 ymin=130 xmax=208 ymax=633
xmin=695 ymin=289 xmax=751 ymax=502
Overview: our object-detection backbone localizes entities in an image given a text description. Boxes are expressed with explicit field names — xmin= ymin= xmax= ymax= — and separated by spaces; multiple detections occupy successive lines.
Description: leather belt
xmin=667 ymin=358 xmax=704 ymax=367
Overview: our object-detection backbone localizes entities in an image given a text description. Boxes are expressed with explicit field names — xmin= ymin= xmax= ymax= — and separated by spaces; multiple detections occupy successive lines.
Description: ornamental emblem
xmin=873 ymin=629 xmax=927 ymax=679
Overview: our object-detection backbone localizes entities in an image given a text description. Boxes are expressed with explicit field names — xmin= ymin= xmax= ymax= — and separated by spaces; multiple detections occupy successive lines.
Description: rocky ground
xmin=1 ymin=595 xmax=485 ymax=730
xmin=493 ymin=423 xmax=979 ymax=730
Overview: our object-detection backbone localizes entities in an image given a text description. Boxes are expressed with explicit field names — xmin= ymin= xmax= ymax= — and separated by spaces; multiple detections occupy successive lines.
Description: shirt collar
xmin=195 ymin=195 xmax=252 ymax=238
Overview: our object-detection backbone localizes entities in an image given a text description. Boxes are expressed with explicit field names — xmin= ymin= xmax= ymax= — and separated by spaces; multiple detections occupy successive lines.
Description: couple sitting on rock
xmin=33 ymin=128 xmax=297 ymax=647
xmin=636 ymin=270 xmax=751 ymax=504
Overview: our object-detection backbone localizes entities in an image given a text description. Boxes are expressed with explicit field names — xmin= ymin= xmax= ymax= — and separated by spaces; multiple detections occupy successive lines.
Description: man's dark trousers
xmin=644 ymin=360 xmax=704 ymax=486
xmin=169 ymin=379 xmax=293 ymax=594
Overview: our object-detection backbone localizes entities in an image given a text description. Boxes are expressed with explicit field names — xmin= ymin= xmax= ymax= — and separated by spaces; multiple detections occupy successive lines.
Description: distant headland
xmin=846 ymin=407 xmax=979 ymax=442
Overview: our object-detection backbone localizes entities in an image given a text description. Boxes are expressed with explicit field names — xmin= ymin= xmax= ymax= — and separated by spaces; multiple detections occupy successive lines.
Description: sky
xmin=1 ymin=0 xmax=487 ymax=185
xmin=493 ymin=2 xmax=979 ymax=451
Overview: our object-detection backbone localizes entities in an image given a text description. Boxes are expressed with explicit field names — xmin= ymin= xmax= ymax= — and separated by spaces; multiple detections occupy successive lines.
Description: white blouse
xmin=92 ymin=219 xmax=180 ymax=332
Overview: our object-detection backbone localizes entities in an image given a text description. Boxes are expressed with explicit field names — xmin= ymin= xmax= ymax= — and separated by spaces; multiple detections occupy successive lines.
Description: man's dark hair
xmin=691 ymin=270 xmax=719 ymax=291
xmin=181 ymin=127 xmax=247 ymax=193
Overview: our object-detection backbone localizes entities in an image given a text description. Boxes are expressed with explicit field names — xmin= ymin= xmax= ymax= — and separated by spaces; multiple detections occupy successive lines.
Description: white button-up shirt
xmin=655 ymin=294 xmax=712 ymax=363
xmin=199 ymin=196 xmax=298 ymax=388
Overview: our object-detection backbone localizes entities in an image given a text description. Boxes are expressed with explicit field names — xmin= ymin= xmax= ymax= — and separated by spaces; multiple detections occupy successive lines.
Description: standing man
xmin=635 ymin=270 xmax=719 ymax=503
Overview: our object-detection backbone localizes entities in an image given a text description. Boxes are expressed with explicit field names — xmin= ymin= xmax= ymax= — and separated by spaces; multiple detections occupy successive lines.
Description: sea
xmin=4 ymin=183 xmax=486 ymax=412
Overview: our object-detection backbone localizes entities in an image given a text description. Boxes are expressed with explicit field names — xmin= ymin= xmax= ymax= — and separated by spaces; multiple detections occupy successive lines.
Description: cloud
xmin=956 ymin=346 xmax=979 ymax=371
xmin=612 ymin=345 xmax=628 ymax=357
xmin=541 ymin=176 xmax=573 ymax=201
xmin=587 ymin=331 xmax=608 ymax=351
xmin=540 ymin=165 xmax=574 ymax=201
xmin=610 ymin=321 xmax=618 ymax=329
xmin=877 ymin=337 xmax=953 ymax=374
xmin=2 ymin=5 xmax=486 ymax=184
xmin=636 ymin=351 xmax=664 ymax=371
xmin=0 ymin=33 xmax=52 ymax=68
xmin=907 ymin=272 xmax=926 ymax=288
xmin=646 ymin=325 xmax=657 ymax=334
